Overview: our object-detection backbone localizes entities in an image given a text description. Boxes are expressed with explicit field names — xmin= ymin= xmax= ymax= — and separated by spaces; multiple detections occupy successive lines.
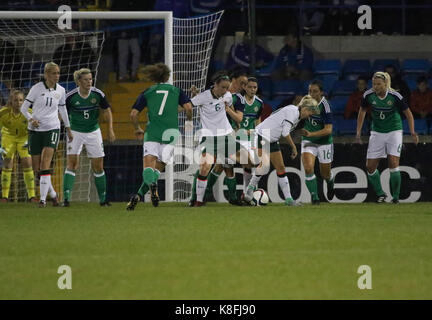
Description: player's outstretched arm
xmin=103 ymin=108 xmax=115 ymax=143
xmin=356 ymin=108 xmax=367 ymax=144
xmin=403 ymin=108 xmax=419 ymax=145
xmin=283 ymin=134 xmax=298 ymax=159
xmin=130 ymin=108 xmax=144 ymax=139
xmin=301 ymin=124 xmax=332 ymax=138
xmin=190 ymin=85 xmax=199 ymax=98
xmin=225 ymin=103 xmax=243 ymax=123
xmin=183 ymin=102 xmax=193 ymax=121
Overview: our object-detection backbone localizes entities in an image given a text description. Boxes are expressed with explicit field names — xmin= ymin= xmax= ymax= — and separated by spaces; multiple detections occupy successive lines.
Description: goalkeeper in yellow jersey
xmin=0 ymin=90 xmax=37 ymax=202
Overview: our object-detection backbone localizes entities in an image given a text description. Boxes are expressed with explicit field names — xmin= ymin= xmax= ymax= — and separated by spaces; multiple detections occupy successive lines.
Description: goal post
xmin=0 ymin=10 xmax=223 ymax=203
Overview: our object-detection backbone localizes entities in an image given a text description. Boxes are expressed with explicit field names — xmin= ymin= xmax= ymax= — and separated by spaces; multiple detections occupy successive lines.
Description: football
xmin=253 ymin=188 xmax=269 ymax=206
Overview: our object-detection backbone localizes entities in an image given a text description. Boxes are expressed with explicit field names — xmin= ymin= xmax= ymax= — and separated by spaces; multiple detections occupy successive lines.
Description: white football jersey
xmin=23 ymin=81 xmax=66 ymax=131
xmin=256 ymin=105 xmax=300 ymax=143
xmin=191 ymin=89 xmax=233 ymax=137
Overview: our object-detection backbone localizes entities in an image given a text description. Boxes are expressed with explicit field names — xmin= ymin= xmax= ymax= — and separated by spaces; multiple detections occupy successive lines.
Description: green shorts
xmin=257 ymin=134 xmax=280 ymax=153
xmin=199 ymin=134 xmax=240 ymax=159
xmin=28 ymin=129 xmax=60 ymax=155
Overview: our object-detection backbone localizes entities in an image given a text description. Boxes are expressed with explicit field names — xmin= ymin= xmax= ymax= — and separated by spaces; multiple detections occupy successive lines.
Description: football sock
xmin=277 ymin=172 xmax=292 ymax=199
xmin=224 ymin=175 xmax=237 ymax=201
xmin=305 ymin=173 xmax=319 ymax=201
xmin=48 ymin=181 xmax=56 ymax=199
xmin=249 ymin=174 xmax=262 ymax=190
xmin=39 ymin=171 xmax=51 ymax=202
xmin=190 ymin=170 xmax=199 ymax=201
xmin=205 ymin=170 xmax=220 ymax=198
xmin=390 ymin=167 xmax=401 ymax=200
xmin=137 ymin=183 xmax=148 ymax=199
xmin=143 ymin=167 xmax=155 ymax=187
xmin=63 ymin=169 xmax=76 ymax=201
xmin=325 ymin=172 xmax=334 ymax=189
xmin=367 ymin=169 xmax=385 ymax=196
xmin=153 ymin=169 xmax=161 ymax=184
xmin=243 ymin=168 xmax=252 ymax=194
xmin=23 ymin=167 xmax=35 ymax=199
xmin=196 ymin=174 xmax=208 ymax=202
xmin=94 ymin=170 xmax=107 ymax=203
xmin=1 ymin=168 xmax=12 ymax=198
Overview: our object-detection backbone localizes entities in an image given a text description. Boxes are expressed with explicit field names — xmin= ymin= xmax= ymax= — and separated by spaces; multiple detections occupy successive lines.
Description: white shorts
xmin=301 ymin=140 xmax=333 ymax=164
xmin=67 ymin=129 xmax=104 ymax=158
xmin=367 ymin=130 xmax=402 ymax=159
xmin=143 ymin=141 xmax=174 ymax=164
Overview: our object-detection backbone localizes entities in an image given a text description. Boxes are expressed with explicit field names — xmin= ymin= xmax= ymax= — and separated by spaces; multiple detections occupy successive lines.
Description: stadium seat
xmin=403 ymin=119 xmax=428 ymax=135
xmin=59 ymin=81 xmax=76 ymax=92
xmin=210 ymin=59 xmax=224 ymax=72
xmin=342 ymin=59 xmax=371 ymax=80
xmin=405 ymin=78 xmax=417 ymax=91
xmin=30 ymin=61 xmax=44 ymax=78
xmin=329 ymin=96 xmax=349 ymax=115
xmin=300 ymin=80 xmax=312 ymax=95
xmin=0 ymin=81 xmax=9 ymax=104
xmin=315 ymin=74 xmax=339 ymax=96
xmin=372 ymin=59 xmax=400 ymax=73
xmin=255 ymin=57 xmax=276 ymax=77
xmin=331 ymin=80 xmax=356 ymax=97
xmin=402 ymin=74 xmax=421 ymax=83
xmin=337 ymin=117 xmax=358 ymax=136
xmin=314 ymin=59 xmax=342 ymax=75
xmin=273 ymin=79 xmax=301 ymax=97
xmin=402 ymin=59 xmax=429 ymax=75
xmin=266 ymin=98 xmax=283 ymax=110
xmin=331 ymin=119 xmax=339 ymax=136
xmin=257 ymin=77 xmax=272 ymax=98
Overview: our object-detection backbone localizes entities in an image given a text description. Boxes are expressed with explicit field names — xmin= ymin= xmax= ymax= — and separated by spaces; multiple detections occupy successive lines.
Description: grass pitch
xmin=0 ymin=201 xmax=431 ymax=299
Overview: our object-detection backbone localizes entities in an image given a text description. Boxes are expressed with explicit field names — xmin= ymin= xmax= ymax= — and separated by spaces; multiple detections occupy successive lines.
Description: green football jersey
xmin=66 ymin=87 xmax=110 ymax=133
xmin=237 ymin=95 xmax=263 ymax=141
xmin=361 ymin=89 xmax=407 ymax=133
xmin=302 ymin=97 xmax=333 ymax=145
xmin=132 ymin=83 xmax=190 ymax=144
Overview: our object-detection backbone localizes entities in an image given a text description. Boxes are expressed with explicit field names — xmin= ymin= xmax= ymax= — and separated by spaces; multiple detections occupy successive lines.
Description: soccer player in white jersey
xmin=190 ymin=74 xmax=247 ymax=207
xmin=356 ymin=71 xmax=418 ymax=204
xmin=20 ymin=62 xmax=73 ymax=207
xmin=62 ymin=68 xmax=115 ymax=207
xmin=189 ymin=70 xmax=247 ymax=206
xmin=243 ymin=95 xmax=320 ymax=206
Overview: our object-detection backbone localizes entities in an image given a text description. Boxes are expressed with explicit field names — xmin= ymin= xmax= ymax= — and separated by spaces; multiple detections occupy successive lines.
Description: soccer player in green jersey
xmin=356 ymin=71 xmax=419 ymax=204
xmin=127 ymin=63 xmax=193 ymax=210
xmin=235 ymin=77 xmax=263 ymax=195
xmin=62 ymin=68 xmax=115 ymax=207
xmin=300 ymin=80 xmax=335 ymax=205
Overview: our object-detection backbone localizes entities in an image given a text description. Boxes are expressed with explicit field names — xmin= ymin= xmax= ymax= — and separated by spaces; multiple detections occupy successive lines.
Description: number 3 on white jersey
xmin=156 ymin=90 xmax=169 ymax=115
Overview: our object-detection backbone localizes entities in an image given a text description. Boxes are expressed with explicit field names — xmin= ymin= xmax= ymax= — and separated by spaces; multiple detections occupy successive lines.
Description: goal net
xmin=0 ymin=18 xmax=104 ymax=202
xmin=173 ymin=11 xmax=224 ymax=201
xmin=0 ymin=10 xmax=223 ymax=203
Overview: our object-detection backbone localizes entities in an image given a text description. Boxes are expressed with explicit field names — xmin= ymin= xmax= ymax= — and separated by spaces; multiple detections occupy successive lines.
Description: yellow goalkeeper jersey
xmin=0 ymin=106 xmax=29 ymax=138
